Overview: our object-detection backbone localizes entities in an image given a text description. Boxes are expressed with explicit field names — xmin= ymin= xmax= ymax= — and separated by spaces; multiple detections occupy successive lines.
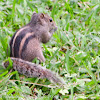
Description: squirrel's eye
xmin=49 ymin=19 xmax=52 ymax=22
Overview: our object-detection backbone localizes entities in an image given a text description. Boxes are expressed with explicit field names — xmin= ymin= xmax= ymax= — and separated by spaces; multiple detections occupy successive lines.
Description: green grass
xmin=0 ymin=0 xmax=100 ymax=99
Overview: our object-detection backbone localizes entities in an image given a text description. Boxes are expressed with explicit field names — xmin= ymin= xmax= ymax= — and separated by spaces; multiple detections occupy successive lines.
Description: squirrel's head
xmin=30 ymin=12 xmax=57 ymax=33
xmin=38 ymin=13 xmax=57 ymax=34
xmin=30 ymin=12 xmax=57 ymax=43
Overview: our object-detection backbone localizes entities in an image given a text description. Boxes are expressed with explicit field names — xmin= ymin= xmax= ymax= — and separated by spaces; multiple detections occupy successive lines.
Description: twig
xmin=9 ymin=80 xmax=59 ymax=88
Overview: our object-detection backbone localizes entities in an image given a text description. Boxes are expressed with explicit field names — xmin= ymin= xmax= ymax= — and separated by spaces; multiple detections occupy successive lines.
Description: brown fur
xmin=12 ymin=26 xmax=29 ymax=57
xmin=19 ymin=32 xmax=34 ymax=58
xmin=22 ymin=38 xmax=45 ymax=62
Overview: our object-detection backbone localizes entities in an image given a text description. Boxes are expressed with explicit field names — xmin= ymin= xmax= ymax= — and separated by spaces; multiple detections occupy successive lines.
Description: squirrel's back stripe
xmin=21 ymin=34 xmax=35 ymax=59
xmin=13 ymin=28 xmax=34 ymax=57
xmin=12 ymin=26 xmax=29 ymax=57
xmin=19 ymin=32 xmax=34 ymax=58
xmin=14 ymin=32 xmax=27 ymax=57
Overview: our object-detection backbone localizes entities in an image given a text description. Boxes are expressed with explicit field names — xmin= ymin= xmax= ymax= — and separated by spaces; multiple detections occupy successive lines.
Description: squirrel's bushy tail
xmin=3 ymin=57 xmax=65 ymax=85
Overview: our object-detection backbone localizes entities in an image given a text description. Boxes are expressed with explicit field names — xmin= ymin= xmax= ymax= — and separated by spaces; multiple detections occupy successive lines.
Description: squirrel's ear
xmin=33 ymin=11 xmax=36 ymax=14
xmin=40 ymin=13 xmax=44 ymax=19
xmin=32 ymin=12 xmax=36 ymax=16
xmin=31 ymin=12 xmax=37 ymax=18
xmin=38 ymin=13 xmax=45 ymax=25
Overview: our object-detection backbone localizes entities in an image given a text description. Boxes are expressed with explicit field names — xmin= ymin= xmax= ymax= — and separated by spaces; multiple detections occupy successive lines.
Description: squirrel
xmin=3 ymin=12 xmax=65 ymax=84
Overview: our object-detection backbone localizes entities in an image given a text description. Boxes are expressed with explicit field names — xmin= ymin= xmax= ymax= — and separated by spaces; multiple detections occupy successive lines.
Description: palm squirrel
xmin=3 ymin=12 xmax=65 ymax=84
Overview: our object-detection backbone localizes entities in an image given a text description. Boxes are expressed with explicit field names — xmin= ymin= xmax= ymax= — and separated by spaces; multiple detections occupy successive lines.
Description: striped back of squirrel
xmin=10 ymin=26 xmax=35 ymax=58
